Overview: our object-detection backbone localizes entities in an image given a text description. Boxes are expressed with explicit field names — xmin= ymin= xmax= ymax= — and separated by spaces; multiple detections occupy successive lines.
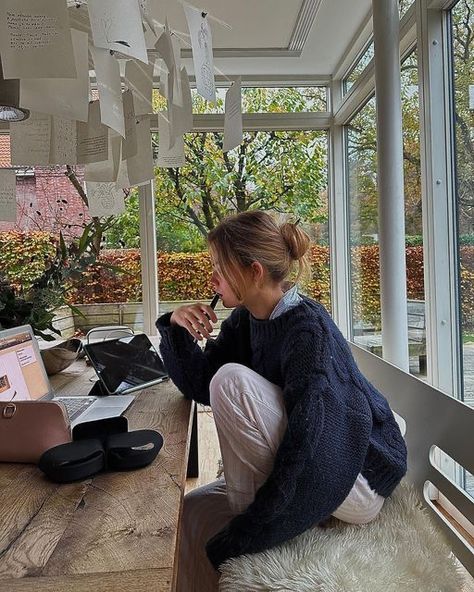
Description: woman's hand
xmin=170 ymin=303 xmax=218 ymax=341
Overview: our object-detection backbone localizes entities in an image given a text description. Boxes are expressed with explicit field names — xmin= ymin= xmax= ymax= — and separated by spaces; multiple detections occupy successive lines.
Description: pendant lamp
xmin=0 ymin=57 xmax=30 ymax=122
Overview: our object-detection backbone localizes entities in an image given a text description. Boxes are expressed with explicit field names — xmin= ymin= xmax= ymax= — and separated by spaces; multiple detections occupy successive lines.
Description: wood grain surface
xmin=0 ymin=357 xmax=193 ymax=591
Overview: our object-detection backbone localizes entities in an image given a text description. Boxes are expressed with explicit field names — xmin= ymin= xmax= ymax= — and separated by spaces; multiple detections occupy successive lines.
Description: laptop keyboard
xmin=55 ymin=397 xmax=94 ymax=421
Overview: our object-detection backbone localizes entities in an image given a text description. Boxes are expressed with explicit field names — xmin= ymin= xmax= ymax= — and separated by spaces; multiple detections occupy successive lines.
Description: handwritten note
xmin=0 ymin=170 xmax=17 ymax=222
xmin=183 ymin=5 xmax=216 ymax=103
xmin=20 ymin=29 xmax=90 ymax=122
xmin=76 ymin=101 xmax=109 ymax=164
xmin=0 ymin=0 xmax=76 ymax=79
xmin=10 ymin=111 xmax=51 ymax=165
xmin=85 ymin=130 xmax=121 ymax=183
xmin=157 ymin=111 xmax=185 ymax=168
xmin=88 ymin=0 xmax=148 ymax=64
xmin=50 ymin=116 xmax=77 ymax=164
xmin=86 ymin=181 xmax=126 ymax=217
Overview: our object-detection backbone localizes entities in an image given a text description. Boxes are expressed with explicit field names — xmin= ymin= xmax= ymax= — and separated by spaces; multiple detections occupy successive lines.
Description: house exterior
xmin=0 ymin=135 xmax=89 ymax=239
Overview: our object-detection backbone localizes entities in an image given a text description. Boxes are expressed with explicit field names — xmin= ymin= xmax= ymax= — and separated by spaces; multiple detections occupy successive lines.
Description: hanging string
xmin=177 ymin=0 xmax=232 ymax=30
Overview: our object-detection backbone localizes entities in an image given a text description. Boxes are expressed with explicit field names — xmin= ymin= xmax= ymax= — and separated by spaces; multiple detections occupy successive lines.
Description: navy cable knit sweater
xmin=156 ymin=296 xmax=407 ymax=569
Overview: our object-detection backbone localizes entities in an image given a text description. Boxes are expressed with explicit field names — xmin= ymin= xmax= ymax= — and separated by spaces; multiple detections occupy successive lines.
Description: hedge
xmin=2 ymin=231 xmax=474 ymax=329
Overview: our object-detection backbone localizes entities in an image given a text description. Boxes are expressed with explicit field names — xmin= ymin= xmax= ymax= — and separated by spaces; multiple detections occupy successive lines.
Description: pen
xmin=194 ymin=294 xmax=219 ymax=343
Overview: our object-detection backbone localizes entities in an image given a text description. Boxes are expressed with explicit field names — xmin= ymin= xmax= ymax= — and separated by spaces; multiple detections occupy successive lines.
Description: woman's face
xmin=210 ymin=258 xmax=241 ymax=308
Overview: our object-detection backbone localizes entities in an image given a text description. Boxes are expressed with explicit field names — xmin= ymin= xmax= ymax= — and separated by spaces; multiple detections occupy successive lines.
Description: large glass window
xmin=346 ymin=49 xmax=424 ymax=378
xmin=450 ymin=0 xmax=474 ymax=412
xmin=147 ymin=129 xmax=330 ymax=312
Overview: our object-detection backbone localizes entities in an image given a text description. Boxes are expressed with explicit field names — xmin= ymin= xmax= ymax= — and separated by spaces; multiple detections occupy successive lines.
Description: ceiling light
xmin=0 ymin=58 xmax=30 ymax=123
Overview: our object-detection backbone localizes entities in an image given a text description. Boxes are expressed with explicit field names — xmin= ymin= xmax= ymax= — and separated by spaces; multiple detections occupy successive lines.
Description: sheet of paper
xmin=122 ymin=90 xmax=138 ymax=160
xmin=20 ymin=29 xmax=90 ymax=122
xmin=85 ymin=130 xmax=121 ymax=182
xmin=0 ymin=0 xmax=76 ymax=79
xmin=155 ymin=28 xmax=176 ymax=108
xmin=10 ymin=111 xmax=51 ymax=166
xmin=0 ymin=169 xmax=17 ymax=222
xmin=172 ymin=35 xmax=183 ymax=108
xmin=124 ymin=59 xmax=154 ymax=116
xmin=177 ymin=66 xmax=194 ymax=134
xmin=157 ymin=111 xmax=185 ymax=168
xmin=87 ymin=0 xmax=148 ymax=64
xmin=76 ymin=100 xmax=109 ymax=164
xmin=50 ymin=116 xmax=77 ymax=164
xmin=126 ymin=116 xmax=155 ymax=185
xmin=183 ymin=6 xmax=216 ymax=103
xmin=223 ymin=77 xmax=243 ymax=153
xmin=86 ymin=182 xmax=126 ymax=217
xmin=115 ymin=154 xmax=130 ymax=189
xmin=91 ymin=46 xmax=125 ymax=137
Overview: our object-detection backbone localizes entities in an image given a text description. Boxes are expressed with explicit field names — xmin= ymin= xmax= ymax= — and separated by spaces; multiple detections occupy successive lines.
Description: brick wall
xmin=0 ymin=136 xmax=90 ymax=240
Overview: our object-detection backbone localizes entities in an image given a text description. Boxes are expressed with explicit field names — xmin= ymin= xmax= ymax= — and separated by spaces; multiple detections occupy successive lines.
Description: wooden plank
xmin=0 ymin=354 xmax=192 ymax=591
xmin=0 ymin=481 xmax=89 ymax=578
xmin=1 ymin=568 xmax=173 ymax=592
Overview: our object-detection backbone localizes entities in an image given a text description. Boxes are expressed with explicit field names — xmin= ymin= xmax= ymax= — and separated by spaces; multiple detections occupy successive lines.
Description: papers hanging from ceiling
xmin=122 ymin=91 xmax=138 ymax=160
xmin=183 ymin=5 xmax=216 ymax=103
xmin=85 ymin=181 xmax=126 ymax=217
xmin=126 ymin=116 xmax=155 ymax=185
xmin=76 ymin=100 xmax=109 ymax=164
xmin=124 ymin=60 xmax=154 ymax=116
xmin=50 ymin=116 xmax=78 ymax=164
xmin=10 ymin=112 xmax=51 ymax=166
xmin=0 ymin=0 xmax=76 ymax=79
xmin=0 ymin=170 xmax=17 ymax=223
xmin=157 ymin=111 xmax=185 ymax=168
xmin=223 ymin=77 xmax=243 ymax=153
xmin=91 ymin=46 xmax=125 ymax=137
xmin=87 ymin=0 xmax=148 ymax=64
xmin=84 ymin=130 xmax=122 ymax=183
xmin=19 ymin=29 xmax=89 ymax=123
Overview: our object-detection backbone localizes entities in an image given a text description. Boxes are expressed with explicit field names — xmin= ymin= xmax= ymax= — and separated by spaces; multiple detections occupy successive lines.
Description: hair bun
xmin=280 ymin=221 xmax=311 ymax=261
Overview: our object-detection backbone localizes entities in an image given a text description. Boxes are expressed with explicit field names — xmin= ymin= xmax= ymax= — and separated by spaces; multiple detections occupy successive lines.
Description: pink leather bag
xmin=0 ymin=400 xmax=72 ymax=463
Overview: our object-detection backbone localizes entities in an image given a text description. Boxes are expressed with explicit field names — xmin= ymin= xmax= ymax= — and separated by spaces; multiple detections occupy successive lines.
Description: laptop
xmin=0 ymin=325 xmax=134 ymax=427
xmin=82 ymin=333 xmax=168 ymax=395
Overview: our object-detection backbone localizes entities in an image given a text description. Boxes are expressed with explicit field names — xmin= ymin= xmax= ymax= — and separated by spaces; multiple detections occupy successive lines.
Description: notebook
xmin=0 ymin=325 xmax=134 ymax=427
xmin=82 ymin=333 xmax=169 ymax=395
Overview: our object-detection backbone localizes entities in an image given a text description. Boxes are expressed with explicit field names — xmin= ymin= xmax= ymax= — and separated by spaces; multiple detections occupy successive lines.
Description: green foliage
xmin=0 ymin=227 xmax=98 ymax=340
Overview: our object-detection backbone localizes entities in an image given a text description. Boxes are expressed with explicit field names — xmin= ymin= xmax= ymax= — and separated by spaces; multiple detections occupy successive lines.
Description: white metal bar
xmin=329 ymin=79 xmax=352 ymax=338
xmin=372 ymin=0 xmax=409 ymax=370
xmin=138 ymin=182 xmax=159 ymax=335
xmin=417 ymin=0 xmax=460 ymax=395
xmin=149 ymin=111 xmax=332 ymax=133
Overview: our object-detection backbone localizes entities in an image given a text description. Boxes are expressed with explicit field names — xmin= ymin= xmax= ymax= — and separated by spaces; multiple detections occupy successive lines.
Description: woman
xmin=156 ymin=210 xmax=407 ymax=591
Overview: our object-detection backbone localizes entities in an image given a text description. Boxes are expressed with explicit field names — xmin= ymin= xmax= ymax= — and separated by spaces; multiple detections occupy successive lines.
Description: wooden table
xmin=0 ymin=359 xmax=194 ymax=592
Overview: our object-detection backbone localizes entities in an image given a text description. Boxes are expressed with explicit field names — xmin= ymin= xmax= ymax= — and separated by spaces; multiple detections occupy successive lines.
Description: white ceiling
xmin=152 ymin=0 xmax=372 ymax=77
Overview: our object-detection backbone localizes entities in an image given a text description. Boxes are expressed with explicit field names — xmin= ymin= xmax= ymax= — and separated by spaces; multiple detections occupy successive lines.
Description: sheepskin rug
xmin=219 ymin=482 xmax=467 ymax=592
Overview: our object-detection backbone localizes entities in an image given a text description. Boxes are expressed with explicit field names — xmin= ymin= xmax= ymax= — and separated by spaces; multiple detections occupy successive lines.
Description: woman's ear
xmin=250 ymin=261 xmax=265 ymax=285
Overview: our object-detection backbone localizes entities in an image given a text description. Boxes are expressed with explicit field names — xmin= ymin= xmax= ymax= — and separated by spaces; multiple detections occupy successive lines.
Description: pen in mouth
xmin=210 ymin=294 xmax=220 ymax=309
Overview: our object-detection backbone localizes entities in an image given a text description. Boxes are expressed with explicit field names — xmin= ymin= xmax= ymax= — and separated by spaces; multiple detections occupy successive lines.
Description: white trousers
xmin=176 ymin=363 xmax=384 ymax=592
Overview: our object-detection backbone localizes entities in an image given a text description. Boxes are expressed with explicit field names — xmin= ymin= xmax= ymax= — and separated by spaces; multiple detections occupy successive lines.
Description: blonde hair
xmin=207 ymin=210 xmax=311 ymax=301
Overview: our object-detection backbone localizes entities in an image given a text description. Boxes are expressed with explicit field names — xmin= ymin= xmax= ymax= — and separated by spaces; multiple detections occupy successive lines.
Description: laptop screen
xmin=0 ymin=326 xmax=50 ymax=402
xmin=83 ymin=334 xmax=168 ymax=395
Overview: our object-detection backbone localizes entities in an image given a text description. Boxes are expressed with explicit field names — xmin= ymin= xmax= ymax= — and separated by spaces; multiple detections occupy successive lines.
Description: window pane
xmin=344 ymin=42 xmax=374 ymax=95
xmin=346 ymin=97 xmax=380 ymax=342
xmin=151 ymin=130 xmax=330 ymax=311
xmin=0 ymin=136 xmax=143 ymax=339
xmin=347 ymin=50 xmax=425 ymax=378
xmin=450 ymin=0 xmax=474 ymax=409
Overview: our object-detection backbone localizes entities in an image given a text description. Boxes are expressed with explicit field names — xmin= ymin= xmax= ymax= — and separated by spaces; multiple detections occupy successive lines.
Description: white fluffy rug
xmin=219 ymin=482 xmax=467 ymax=592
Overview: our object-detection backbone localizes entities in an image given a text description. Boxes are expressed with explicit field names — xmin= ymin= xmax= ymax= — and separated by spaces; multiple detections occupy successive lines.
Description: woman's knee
xmin=209 ymin=363 xmax=248 ymax=408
